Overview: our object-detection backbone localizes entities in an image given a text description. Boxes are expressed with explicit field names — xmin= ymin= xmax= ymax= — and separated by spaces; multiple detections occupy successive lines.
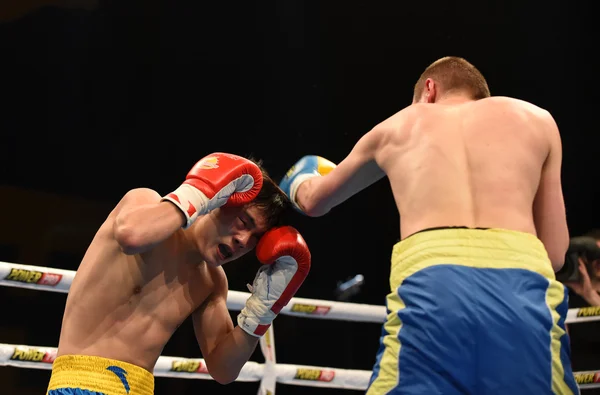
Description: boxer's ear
xmin=424 ymin=78 xmax=437 ymax=103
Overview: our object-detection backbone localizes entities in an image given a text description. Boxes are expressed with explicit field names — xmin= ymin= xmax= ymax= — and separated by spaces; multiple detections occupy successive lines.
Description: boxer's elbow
xmin=203 ymin=351 xmax=243 ymax=385
xmin=205 ymin=362 xmax=239 ymax=385
xmin=549 ymin=236 xmax=569 ymax=273
xmin=113 ymin=216 xmax=145 ymax=255
xmin=213 ymin=372 xmax=238 ymax=385
xmin=542 ymin=230 xmax=569 ymax=273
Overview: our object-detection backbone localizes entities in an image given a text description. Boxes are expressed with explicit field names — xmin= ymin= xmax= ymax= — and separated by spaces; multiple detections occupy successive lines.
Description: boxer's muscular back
xmin=376 ymin=96 xmax=567 ymax=270
xmin=56 ymin=191 xmax=220 ymax=371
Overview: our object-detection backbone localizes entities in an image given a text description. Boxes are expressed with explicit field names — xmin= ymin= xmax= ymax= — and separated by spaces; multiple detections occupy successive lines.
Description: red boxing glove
xmin=238 ymin=226 xmax=311 ymax=337
xmin=162 ymin=153 xmax=263 ymax=228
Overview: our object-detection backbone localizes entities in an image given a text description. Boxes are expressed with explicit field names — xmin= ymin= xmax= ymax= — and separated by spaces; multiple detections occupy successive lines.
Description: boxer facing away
xmin=280 ymin=57 xmax=579 ymax=395
xmin=47 ymin=153 xmax=311 ymax=395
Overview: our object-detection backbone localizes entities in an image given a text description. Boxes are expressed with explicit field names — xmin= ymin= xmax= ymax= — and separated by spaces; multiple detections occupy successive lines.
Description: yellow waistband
xmin=390 ymin=228 xmax=554 ymax=287
xmin=47 ymin=354 xmax=154 ymax=395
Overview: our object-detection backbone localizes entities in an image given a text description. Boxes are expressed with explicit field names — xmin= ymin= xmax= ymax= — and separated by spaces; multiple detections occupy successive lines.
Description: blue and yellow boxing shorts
xmin=367 ymin=227 xmax=580 ymax=395
xmin=47 ymin=354 xmax=154 ymax=395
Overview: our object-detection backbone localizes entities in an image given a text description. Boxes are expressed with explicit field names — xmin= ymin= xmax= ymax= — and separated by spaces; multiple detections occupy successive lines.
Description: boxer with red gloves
xmin=49 ymin=152 xmax=302 ymax=395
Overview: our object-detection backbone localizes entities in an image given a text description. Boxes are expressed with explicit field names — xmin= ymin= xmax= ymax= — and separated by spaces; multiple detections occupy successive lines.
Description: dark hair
xmin=413 ymin=56 xmax=491 ymax=102
xmin=248 ymin=157 xmax=291 ymax=228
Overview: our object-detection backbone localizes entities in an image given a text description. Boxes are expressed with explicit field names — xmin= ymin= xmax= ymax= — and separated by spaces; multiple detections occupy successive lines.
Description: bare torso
xmin=56 ymin=210 xmax=220 ymax=372
xmin=375 ymin=97 xmax=550 ymax=246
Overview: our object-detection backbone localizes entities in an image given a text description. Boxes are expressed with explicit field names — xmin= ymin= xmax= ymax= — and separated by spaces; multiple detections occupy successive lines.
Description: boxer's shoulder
xmin=475 ymin=96 xmax=550 ymax=116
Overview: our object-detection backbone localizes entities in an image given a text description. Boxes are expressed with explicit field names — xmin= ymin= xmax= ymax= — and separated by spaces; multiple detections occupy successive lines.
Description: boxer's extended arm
xmin=533 ymin=112 xmax=569 ymax=271
xmin=297 ymin=128 xmax=386 ymax=216
xmin=192 ymin=273 xmax=258 ymax=385
xmin=113 ymin=188 xmax=186 ymax=255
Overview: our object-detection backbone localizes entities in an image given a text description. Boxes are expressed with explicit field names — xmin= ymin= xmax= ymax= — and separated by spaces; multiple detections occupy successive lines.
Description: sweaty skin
xmin=297 ymin=96 xmax=568 ymax=271
xmin=56 ymin=188 xmax=269 ymax=383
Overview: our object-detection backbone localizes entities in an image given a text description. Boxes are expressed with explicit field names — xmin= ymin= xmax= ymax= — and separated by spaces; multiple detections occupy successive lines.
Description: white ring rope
xmin=2 ymin=260 xmax=600 ymax=392
xmin=1 ymin=343 xmax=598 ymax=391
xmin=2 ymin=261 xmax=599 ymax=324
xmin=0 ymin=343 xmax=372 ymax=391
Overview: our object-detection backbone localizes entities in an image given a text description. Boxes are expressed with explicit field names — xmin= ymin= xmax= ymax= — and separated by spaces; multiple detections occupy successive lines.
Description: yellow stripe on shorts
xmin=546 ymin=282 xmax=576 ymax=395
xmin=366 ymin=291 xmax=405 ymax=394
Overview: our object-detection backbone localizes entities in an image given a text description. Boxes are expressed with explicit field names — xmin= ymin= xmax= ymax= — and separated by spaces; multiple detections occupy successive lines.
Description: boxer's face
xmin=200 ymin=205 xmax=270 ymax=267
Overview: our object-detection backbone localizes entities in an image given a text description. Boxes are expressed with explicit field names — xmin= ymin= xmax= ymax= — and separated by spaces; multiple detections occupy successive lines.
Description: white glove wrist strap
xmin=237 ymin=296 xmax=276 ymax=337
xmin=289 ymin=173 xmax=318 ymax=211
xmin=161 ymin=184 xmax=209 ymax=228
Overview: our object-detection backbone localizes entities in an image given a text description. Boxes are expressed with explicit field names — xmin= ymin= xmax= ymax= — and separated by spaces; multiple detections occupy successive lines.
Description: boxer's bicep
xmin=111 ymin=188 xmax=186 ymax=254
xmin=533 ymin=114 xmax=569 ymax=270
xmin=192 ymin=274 xmax=234 ymax=362
xmin=308 ymin=128 xmax=386 ymax=214
xmin=110 ymin=188 xmax=162 ymax=234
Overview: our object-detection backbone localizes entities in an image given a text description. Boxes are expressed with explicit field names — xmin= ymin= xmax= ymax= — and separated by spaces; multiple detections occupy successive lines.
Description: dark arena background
xmin=1 ymin=1 xmax=598 ymax=394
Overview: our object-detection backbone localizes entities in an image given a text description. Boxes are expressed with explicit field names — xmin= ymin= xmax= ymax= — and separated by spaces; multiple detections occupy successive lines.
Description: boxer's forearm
xmin=295 ymin=156 xmax=385 ymax=217
xmin=296 ymin=175 xmax=353 ymax=217
xmin=204 ymin=326 xmax=259 ymax=385
xmin=296 ymin=177 xmax=330 ymax=217
xmin=113 ymin=201 xmax=185 ymax=255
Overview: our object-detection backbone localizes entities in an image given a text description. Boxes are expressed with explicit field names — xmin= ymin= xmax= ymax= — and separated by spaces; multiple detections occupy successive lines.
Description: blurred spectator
xmin=556 ymin=229 xmax=600 ymax=306
xmin=557 ymin=229 xmax=600 ymax=373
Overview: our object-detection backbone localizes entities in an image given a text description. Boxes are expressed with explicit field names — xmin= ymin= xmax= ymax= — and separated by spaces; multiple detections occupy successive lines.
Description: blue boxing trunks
xmin=366 ymin=227 xmax=579 ymax=395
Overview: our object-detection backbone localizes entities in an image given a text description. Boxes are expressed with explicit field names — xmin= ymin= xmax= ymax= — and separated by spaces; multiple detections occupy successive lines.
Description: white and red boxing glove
xmin=162 ymin=153 xmax=263 ymax=228
xmin=238 ymin=226 xmax=311 ymax=337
